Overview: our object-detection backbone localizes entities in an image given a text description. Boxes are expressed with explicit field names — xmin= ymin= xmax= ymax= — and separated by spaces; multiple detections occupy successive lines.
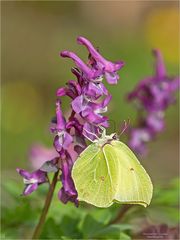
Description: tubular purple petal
xmin=23 ymin=183 xmax=38 ymax=195
xmin=60 ymin=51 xmax=95 ymax=79
xmin=77 ymin=36 xmax=124 ymax=72
xmin=68 ymin=80 xmax=82 ymax=96
xmin=71 ymin=95 xmax=88 ymax=114
xmin=85 ymin=111 xmax=108 ymax=125
xmin=84 ymin=82 xmax=108 ymax=99
xmin=31 ymin=169 xmax=48 ymax=183
xmin=58 ymin=188 xmax=78 ymax=206
xmin=56 ymin=100 xmax=66 ymax=130
xmin=153 ymin=49 xmax=166 ymax=79
xmin=101 ymin=94 xmax=112 ymax=108
xmin=105 ymin=72 xmax=120 ymax=84
xmin=63 ymin=132 xmax=73 ymax=149
xmin=16 ymin=168 xmax=32 ymax=179
xmin=58 ymin=153 xmax=78 ymax=206
xmin=83 ymin=122 xmax=100 ymax=141
xmin=56 ymin=87 xmax=68 ymax=97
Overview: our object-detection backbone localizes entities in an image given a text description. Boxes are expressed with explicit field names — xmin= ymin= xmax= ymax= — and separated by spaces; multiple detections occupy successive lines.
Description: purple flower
xmin=83 ymin=81 xmax=108 ymax=100
xmin=128 ymin=128 xmax=152 ymax=155
xmin=128 ymin=50 xmax=179 ymax=112
xmin=72 ymin=95 xmax=111 ymax=124
xmin=57 ymin=80 xmax=82 ymax=99
xmin=128 ymin=49 xmax=179 ymax=155
xmin=66 ymin=117 xmax=86 ymax=154
xmin=16 ymin=168 xmax=48 ymax=195
xmin=83 ymin=122 xmax=103 ymax=141
xmin=61 ymin=37 xmax=124 ymax=84
xmin=77 ymin=36 xmax=124 ymax=84
xmin=51 ymin=101 xmax=81 ymax=205
xmin=146 ymin=111 xmax=165 ymax=133
xmin=58 ymin=152 xmax=78 ymax=206
xmin=60 ymin=51 xmax=101 ymax=81
xmin=52 ymin=100 xmax=73 ymax=153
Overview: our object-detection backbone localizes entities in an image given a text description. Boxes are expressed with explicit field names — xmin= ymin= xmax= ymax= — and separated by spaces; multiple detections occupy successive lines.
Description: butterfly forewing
xmin=72 ymin=143 xmax=118 ymax=208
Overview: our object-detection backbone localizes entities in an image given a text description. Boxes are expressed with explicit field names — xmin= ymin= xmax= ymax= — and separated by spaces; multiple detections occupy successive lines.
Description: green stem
xmin=109 ymin=205 xmax=132 ymax=225
xmin=32 ymin=170 xmax=59 ymax=239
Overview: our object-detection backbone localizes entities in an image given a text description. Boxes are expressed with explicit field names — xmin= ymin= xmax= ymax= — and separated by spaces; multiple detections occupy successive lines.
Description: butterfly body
xmin=72 ymin=136 xmax=153 ymax=208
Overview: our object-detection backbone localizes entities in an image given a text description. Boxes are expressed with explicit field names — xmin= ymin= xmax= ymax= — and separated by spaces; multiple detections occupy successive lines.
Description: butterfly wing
xmin=72 ymin=143 xmax=118 ymax=208
xmin=103 ymin=140 xmax=153 ymax=207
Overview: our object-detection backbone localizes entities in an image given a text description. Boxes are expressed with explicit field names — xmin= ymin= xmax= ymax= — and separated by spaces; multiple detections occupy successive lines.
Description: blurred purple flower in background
xmin=128 ymin=49 xmax=179 ymax=155
xmin=29 ymin=144 xmax=58 ymax=170
xmin=136 ymin=224 xmax=179 ymax=240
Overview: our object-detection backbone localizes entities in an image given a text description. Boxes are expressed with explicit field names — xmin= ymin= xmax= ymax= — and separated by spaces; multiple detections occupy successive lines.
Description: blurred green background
xmin=1 ymin=1 xmax=179 ymax=185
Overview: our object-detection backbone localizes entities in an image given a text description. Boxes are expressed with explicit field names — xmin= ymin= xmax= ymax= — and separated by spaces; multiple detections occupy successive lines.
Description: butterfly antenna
xmin=119 ymin=119 xmax=130 ymax=136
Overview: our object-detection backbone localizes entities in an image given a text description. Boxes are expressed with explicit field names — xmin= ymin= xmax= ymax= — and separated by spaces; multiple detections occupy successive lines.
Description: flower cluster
xmin=128 ymin=49 xmax=179 ymax=155
xmin=17 ymin=36 xmax=124 ymax=205
xmin=52 ymin=36 xmax=124 ymax=204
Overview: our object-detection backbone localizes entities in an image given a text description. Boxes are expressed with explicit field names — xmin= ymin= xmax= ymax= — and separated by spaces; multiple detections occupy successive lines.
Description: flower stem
xmin=32 ymin=170 xmax=59 ymax=239
xmin=109 ymin=205 xmax=133 ymax=225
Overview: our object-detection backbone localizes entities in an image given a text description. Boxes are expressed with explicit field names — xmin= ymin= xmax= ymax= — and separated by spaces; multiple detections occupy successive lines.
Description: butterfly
xmin=72 ymin=132 xmax=153 ymax=208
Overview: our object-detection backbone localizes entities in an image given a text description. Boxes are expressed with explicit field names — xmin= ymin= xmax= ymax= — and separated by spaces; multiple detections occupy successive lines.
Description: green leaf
xmin=152 ymin=179 xmax=179 ymax=206
xmin=81 ymin=214 xmax=104 ymax=238
xmin=59 ymin=215 xmax=82 ymax=238
xmin=94 ymin=224 xmax=132 ymax=239
xmin=119 ymin=232 xmax=132 ymax=240
xmin=40 ymin=218 xmax=62 ymax=239
xmin=81 ymin=214 xmax=131 ymax=239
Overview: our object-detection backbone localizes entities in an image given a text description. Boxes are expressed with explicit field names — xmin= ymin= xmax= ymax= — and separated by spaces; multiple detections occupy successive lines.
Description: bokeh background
xmin=2 ymin=0 xmax=179 ymax=183
xmin=1 ymin=1 xmax=179 ymax=239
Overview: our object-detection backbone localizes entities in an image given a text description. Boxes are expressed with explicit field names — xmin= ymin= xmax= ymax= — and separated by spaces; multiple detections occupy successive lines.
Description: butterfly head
xmin=94 ymin=131 xmax=119 ymax=147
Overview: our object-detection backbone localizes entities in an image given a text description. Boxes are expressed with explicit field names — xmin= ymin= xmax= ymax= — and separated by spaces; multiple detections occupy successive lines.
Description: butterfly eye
xmin=112 ymin=134 xmax=118 ymax=140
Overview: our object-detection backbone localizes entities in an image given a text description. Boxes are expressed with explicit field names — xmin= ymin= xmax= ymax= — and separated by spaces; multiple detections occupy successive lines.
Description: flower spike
xmin=128 ymin=49 xmax=179 ymax=155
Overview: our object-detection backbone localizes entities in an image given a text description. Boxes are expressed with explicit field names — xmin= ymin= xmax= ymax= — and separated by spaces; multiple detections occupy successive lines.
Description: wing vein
xmin=102 ymin=148 xmax=113 ymax=186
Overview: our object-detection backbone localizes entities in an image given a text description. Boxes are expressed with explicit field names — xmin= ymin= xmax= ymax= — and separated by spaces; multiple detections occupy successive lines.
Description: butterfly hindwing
xmin=104 ymin=141 xmax=153 ymax=207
